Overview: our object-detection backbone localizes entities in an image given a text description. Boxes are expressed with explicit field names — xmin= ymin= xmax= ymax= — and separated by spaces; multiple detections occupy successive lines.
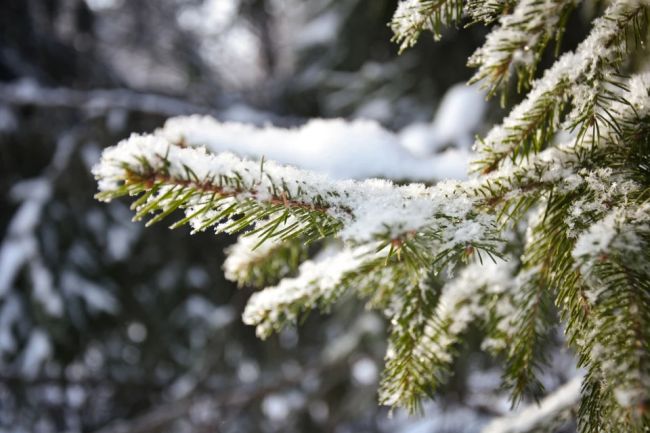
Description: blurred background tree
xmin=0 ymin=1 xmax=590 ymax=432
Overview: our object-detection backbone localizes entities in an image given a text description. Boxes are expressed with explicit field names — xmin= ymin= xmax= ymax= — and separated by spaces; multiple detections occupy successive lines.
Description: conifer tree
xmin=93 ymin=1 xmax=650 ymax=431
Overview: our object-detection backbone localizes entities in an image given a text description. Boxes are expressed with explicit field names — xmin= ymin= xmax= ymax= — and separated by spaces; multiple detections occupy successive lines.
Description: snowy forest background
xmin=0 ymin=0 xmax=599 ymax=432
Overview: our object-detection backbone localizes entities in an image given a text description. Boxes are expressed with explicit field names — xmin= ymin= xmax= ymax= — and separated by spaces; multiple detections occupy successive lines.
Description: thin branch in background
xmin=0 ymin=81 xmax=219 ymax=117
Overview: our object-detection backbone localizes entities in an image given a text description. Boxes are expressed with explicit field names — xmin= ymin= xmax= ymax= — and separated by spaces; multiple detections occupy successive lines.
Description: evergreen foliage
xmin=94 ymin=1 xmax=650 ymax=431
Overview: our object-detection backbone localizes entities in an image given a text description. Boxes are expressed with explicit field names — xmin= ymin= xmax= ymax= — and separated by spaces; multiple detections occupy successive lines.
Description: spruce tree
xmin=93 ymin=1 xmax=650 ymax=432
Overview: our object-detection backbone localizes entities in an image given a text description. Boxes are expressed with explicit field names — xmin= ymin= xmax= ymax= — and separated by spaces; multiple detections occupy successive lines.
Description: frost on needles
xmin=94 ymin=1 xmax=650 ymax=432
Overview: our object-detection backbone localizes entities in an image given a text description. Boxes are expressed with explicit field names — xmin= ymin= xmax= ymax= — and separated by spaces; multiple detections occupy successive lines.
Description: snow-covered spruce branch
xmin=571 ymin=205 xmax=650 ymax=432
xmin=241 ymin=234 xmax=480 ymax=341
xmin=242 ymin=244 xmax=380 ymax=338
xmin=475 ymin=72 xmax=650 ymax=221
xmin=465 ymin=0 xmax=514 ymax=25
xmin=96 ymin=73 xmax=647 ymax=428
xmin=377 ymin=268 xmax=445 ymax=413
xmin=92 ymin=1 xmax=650 ymax=431
xmin=390 ymin=0 xmax=464 ymax=51
xmin=468 ymin=0 xmax=578 ymax=99
xmin=93 ymin=132 xmax=501 ymax=257
xmin=497 ymin=210 xmax=565 ymax=404
xmin=473 ymin=0 xmax=649 ymax=173
xmin=387 ymin=70 xmax=650 ymax=431
xmin=544 ymin=182 xmax=649 ymax=431
xmin=223 ymin=232 xmax=308 ymax=288
xmin=379 ymin=260 xmax=518 ymax=411
xmin=475 ymin=139 xmax=648 ymax=408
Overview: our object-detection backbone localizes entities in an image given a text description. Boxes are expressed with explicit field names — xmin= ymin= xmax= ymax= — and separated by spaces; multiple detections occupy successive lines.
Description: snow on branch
xmin=473 ymin=72 xmax=650 ymax=222
xmin=474 ymin=0 xmax=650 ymax=173
xmin=93 ymin=128 xmax=499 ymax=252
xmin=465 ymin=0 xmax=513 ymax=25
xmin=390 ymin=0 xmax=464 ymax=52
xmin=571 ymin=204 xmax=650 ymax=419
xmin=380 ymin=259 xmax=517 ymax=410
xmin=468 ymin=0 xmax=578 ymax=97
xmin=573 ymin=204 xmax=650 ymax=276
xmin=223 ymin=228 xmax=307 ymax=288
xmin=242 ymin=244 xmax=379 ymax=338
xmin=158 ymin=115 xmax=469 ymax=181
xmin=495 ymin=214 xmax=561 ymax=403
